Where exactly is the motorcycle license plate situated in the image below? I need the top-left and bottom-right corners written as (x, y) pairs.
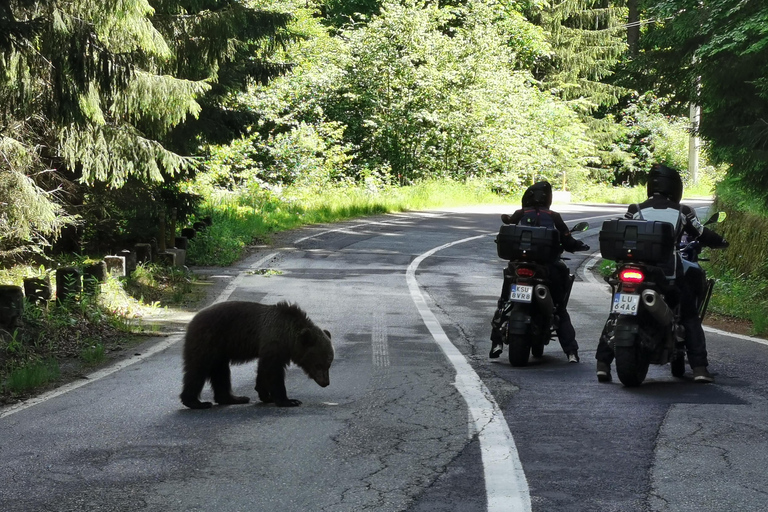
top-left (612, 293), bottom-right (640, 315)
top-left (510, 284), bottom-right (533, 303)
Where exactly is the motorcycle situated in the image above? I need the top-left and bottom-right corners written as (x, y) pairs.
top-left (598, 212), bottom-right (726, 386)
top-left (494, 221), bottom-right (589, 366)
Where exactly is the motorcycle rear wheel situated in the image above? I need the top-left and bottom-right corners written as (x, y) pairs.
top-left (671, 352), bottom-right (686, 378)
top-left (531, 343), bottom-right (544, 358)
top-left (508, 338), bottom-right (531, 367)
top-left (615, 345), bottom-right (649, 387)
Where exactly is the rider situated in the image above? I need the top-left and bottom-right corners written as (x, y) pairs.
top-left (490, 181), bottom-right (590, 362)
top-left (595, 164), bottom-right (729, 383)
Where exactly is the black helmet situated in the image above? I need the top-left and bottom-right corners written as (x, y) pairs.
top-left (647, 164), bottom-right (683, 203)
top-left (521, 181), bottom-right (553, 208)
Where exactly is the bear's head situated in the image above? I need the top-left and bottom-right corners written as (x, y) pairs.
top-left (295, 326), bottom-right (334, 387)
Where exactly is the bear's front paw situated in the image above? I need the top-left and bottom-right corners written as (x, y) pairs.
top-left (275, 398), bottom-right (302, 407)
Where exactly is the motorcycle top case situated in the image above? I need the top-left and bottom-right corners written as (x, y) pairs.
top-left (599, 219), bottom-right (675, 264)
top-left (495, 225), bottom-right (561, 262)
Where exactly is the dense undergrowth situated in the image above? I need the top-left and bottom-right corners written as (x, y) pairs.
top-left (0, 263), bottom-right (203, 404)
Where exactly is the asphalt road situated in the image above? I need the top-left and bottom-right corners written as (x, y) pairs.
top-left (2, 203), bottom-right (768, 512)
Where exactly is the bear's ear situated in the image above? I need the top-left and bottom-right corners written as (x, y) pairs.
top-left (323, 329), bottom-right (331, 339)
top-left (300, 328), bottom-right (315, 347)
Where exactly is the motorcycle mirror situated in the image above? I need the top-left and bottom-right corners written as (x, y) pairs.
top-left (704, 211), bottom-right (726, 225)
top-left (570, 222), bottom-right (589, 232)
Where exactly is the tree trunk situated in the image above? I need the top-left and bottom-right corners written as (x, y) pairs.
top-left (628, 0), bottom-right (640, 56)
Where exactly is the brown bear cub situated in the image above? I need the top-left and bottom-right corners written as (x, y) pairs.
top-left (180, 300), bottom-right (334, 410)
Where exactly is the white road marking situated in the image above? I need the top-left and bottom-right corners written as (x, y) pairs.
top-left (406, 235), bottom-right (531, 512)
top-left (293, 212), bottom-right (447, 244)
top-left (214, 253), bottom-right (278, 304)
top-left (581, 252), bottom-right (604, 285)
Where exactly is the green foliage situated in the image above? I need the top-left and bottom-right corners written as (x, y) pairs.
top-left (570, 183), bottom-right (647, 203)
top-left (225, 0), bottom-right (594, 197)
top-left (153, 1), bottom-right (298, 152)
top-left (631, 0), bottom-right (768, 205)
top-left (185, 178), bottom-right (506, 266)
top-left (80, 343), bottom-right (105, 365)
top-left (5, 358), bottom-right (60, 394)
top-left (124, 263), bottom-right (194, 305)
top-left (588, 92), bottom-right (726, 189)
top-left (700, 179), bottom-right (768, 334)
top-left (709, 183), bottom-right (768, 280)
top-left (0, 159), bottom-right (77, 260)
top-left (0, 0), bottom-right (296, 259)
top-left (707, 271), bottom-right (768, 336)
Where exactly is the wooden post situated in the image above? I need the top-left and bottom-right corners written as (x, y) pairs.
top-left (0, 285), bottom-right (24, 329)
top-left (104, 256), bottom-right (126, 277)
top-left (134, 243), bottom-right (152, 264)
top-left (83, 261), bottom-right (107, 295)
top-left (117, 249), bottom-right (136, 274)
top-left (23, 276), bottom-right (52, 306)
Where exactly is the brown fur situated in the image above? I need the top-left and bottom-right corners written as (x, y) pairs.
top-left (180, 301), bottom-right (334, 410)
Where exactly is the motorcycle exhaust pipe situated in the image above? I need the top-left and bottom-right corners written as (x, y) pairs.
top-left (641, 289), bottom-right (674, 326)
top-left (533, 285), bottom-right (554, 317)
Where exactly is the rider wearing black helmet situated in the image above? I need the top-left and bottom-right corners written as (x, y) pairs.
top-left (490, 181), bottom-right (590, 362)
top-left (595, 164), bottom-right (729, 383)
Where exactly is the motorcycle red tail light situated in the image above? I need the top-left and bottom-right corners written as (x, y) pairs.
top-left (619, 268), bottom-right (644, 283)
top-left (516, 267), bottom-right (535, 278)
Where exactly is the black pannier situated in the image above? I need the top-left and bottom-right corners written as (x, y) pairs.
top-left (599, 219), bottom-right (675, 264)
top-left (495, 225), bottom-right (561, 262)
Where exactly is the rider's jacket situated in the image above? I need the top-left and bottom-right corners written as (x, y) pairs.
top-left (507, 207), bottom-right (587, 253)
top-left (625, 193), bottom-right (703, 242)
top-left (625, 193), bottom-right (727, 248)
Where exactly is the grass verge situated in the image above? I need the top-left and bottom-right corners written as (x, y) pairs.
top-left (186, 179), bottom-right (509, 266)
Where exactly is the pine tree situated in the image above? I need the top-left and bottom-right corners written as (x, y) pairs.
top-left (150, 1), bottom-right (297, 152)
top-left (0, 0), bottom-right (295, 257)
top-left (527, 0), bottom-right (629, 111)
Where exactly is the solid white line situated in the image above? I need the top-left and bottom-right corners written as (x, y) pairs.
top-left (406, 235), bottom-right (531, 512)
top-left (581, 252), bottom-right (604, 285)
top-left (703, 326), bottom-right (768, 345)
top-left (0, 252), bottom-right (279, 419)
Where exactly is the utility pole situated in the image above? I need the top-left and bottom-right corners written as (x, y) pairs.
top-left (688, 103), bottom-right (700, 185)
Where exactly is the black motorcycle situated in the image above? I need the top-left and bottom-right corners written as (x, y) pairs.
top-left (598, 212), bottom-right (726, 386)
top-left (494, 221), bottom-right (589, 366)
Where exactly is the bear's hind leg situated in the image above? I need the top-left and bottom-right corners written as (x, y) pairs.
top-left (180, 368), bottom-right (212, 409)
top-left (255, 367), bottom-right (273, 403)
top-left (211, 361), bottom-right (250, 405)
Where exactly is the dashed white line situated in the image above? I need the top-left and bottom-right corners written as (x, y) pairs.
top-left (372, 311), bottom-right (390, 368)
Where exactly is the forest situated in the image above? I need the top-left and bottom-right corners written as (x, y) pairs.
top-left (1, 1), bottom-right (767, 308)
